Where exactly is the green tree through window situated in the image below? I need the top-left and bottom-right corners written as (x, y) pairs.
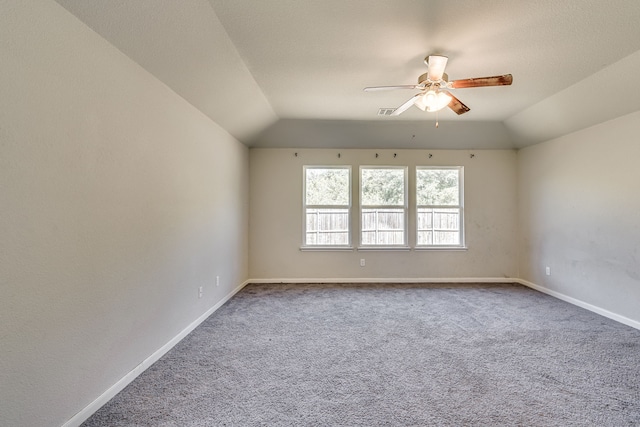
top-left (306, 168), bottom-right (349, 205)
top-left (361, 168), bottom-right (405, 205)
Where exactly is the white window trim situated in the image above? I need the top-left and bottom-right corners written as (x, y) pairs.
top-left (301, 165), bottom-right (353, 249)
top-left (358, 165), bottom-right (409, 249)
top-left (300, 246), bottom-right (355, 252)
top-left (415, 166), bottom-right (465, 249)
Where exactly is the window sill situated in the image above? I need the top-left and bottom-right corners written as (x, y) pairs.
top-left (300, 246), bottom-right (354, 252)
top-left (299, 246), bottom-right (467, 252)
top-left (414, 246), bottom-right (468, 251)
top-left (357, 246), bottom-right (411, 251)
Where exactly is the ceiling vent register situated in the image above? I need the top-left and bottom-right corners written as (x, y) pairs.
top-left (377, 108), bottom-right (396, 116)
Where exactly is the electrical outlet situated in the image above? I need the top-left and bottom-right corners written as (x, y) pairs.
top-left (545, 266), bottom-right (551, 276)
top-left (360, 259), bottom-right (365, 267)
top-left (216, 275), bottom-right (220, 287)
top-left (198, 286), bottom-right (203, 298)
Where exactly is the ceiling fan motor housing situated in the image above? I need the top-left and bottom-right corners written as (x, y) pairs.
top-left (418, 72), bottom-right (448, 85)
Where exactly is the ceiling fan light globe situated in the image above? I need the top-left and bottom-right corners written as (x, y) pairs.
top-left (414, 95), bottom-right (427, 111)
top-left (426, 91), bottom-right (453, 112)
top-left (424, 90), bottom-right (437, 107)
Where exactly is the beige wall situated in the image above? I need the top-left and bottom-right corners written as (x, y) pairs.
top-left (249, 148), bottom-right (518, 280)
top-left (0, 2), bottom-right (248, 426)
top-left (517, 110), bottom-right (640, 324)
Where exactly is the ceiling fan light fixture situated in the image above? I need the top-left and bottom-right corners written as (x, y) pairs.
top-left (429, 91), bottom-right (452, 112)
top-left (414, 91), bottom-right (430, 111)
top-left (424, 89), bottom-right (437, 106)
top-left (416, 90), bottom-right (451, 113)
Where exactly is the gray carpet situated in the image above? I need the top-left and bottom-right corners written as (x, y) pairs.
top-left (82, 283), bottom-right (640, 426)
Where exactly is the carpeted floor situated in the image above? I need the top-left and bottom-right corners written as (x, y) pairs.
top-left (82, 283), bottom-right (640, 426)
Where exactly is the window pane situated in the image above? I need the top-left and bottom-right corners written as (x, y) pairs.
top-left (417, 230), bottom-right (433, 245)
top-left (417, 208), bottom-right (460, 245)
top-left (361, 208), bottom-right (405, 245)
top-left (306, 209), bottom-right (349, 245)
top-left (306, 168), bottom-right (349, 205)
top-left (416, 169), bottom-right (459, 205)
top-left (433, 231), bottom-right (459, 245)
top-left (361, 168), bottom-right (405, 206)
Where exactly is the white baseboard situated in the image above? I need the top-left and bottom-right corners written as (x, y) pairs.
top-left (63, 280), bottom-right (251, 427)
top-left (64, 276), bottom-right (639, 426)
top-left (516, 278), bottom-right (640, 331)
top-left (247, 277), bottom-right (517, 284)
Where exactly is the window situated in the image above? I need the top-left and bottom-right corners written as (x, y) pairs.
top-left (303, 166), bottom-right (351, 247)
top-left (416, 167), bottom-right (464, 247)
top-left (360, 167), bottom-right (407, 246)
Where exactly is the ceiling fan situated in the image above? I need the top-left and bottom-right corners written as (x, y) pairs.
top-left (364, 55), bottom-right (513, 116)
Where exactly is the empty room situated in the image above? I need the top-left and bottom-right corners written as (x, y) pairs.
top-left (2, 1), bottom-right (640, 426)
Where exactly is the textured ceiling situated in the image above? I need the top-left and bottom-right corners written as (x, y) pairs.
top-left (55, 0), bottom-right (640, 149)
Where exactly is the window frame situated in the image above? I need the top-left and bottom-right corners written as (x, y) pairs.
top-left (359, 165), bottom-right (409, 249)
top-left (415, 166), bottom-right (465, 249)
top-left (301, 165), bottom-right (353, 250)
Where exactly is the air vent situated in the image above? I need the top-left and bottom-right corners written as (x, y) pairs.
top-left (377, 108), bottom-right (396, 116)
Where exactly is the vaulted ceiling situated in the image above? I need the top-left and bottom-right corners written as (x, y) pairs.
top-left (55, 0), bottom-right (640, 149)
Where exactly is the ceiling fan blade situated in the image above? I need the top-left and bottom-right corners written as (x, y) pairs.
top-left (449, 74), bottom-right (513, 89)
top-left (364, 85), bottom-right (420, 92)
top-left (427, 55), bottom-right (448, 81)
top-left (390, 94), bottom-right (421, 116)
top-left (447, 93), bottom-right (470, 115)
